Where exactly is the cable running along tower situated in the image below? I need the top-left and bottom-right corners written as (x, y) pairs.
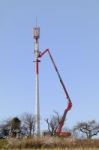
top-left (33, 25), bottom-right (72, 137)
top-left (33, 25), bottom-right (40, 136)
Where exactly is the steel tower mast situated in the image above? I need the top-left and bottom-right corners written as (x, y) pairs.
top-left (33, 25), bottom-right (40, 136)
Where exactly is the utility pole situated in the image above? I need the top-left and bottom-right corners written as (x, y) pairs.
top-left (33, 26), bottom-right (40, 136)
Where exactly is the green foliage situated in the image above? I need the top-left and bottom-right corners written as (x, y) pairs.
top-left (11, 117), bottom-right (21, 130)
top-left (10, 117), bottom-right (21, 137)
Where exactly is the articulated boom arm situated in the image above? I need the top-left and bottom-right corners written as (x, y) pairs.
top-left (38, 49), bottom-right (72, 137)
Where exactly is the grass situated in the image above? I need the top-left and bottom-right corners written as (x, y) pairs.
top-left (0, 148), bottom-right (99, 150)
top-left (0, 137), bottom-right (99, 149)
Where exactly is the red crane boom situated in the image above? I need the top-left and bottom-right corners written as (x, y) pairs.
top-left (38, 49), bottom-right (72, 137)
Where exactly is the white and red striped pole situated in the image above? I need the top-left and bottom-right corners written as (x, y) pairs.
top-left (33, 27), bottom-right (40, 136)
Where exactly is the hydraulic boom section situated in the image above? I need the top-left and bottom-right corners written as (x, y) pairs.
top-left (38, 49), bottom-right (72, 137)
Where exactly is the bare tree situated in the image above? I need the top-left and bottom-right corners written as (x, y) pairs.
top-left (21, 113), bottom-right (36, 137)
top-left (73, 120), bottom-right (99, 139)
top-left (45, 111), bottom-right (61, 136)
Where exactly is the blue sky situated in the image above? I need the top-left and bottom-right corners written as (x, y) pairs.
top-left (0, 0), bottom-right (99, 130)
